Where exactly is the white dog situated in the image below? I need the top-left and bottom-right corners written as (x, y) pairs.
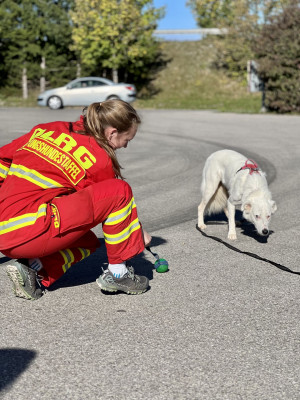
top-left (197, 149), bottom-right (277, 240)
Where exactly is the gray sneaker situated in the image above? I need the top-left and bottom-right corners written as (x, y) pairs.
top-left (96, 266), bottom-right (149, 295)
top-left (6, 260), bottom-right (43, 300)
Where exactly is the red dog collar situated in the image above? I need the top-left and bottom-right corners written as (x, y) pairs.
top-left (236, 159), bottom-right (260, 175)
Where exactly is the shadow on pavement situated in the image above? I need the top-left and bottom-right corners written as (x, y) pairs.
top-left (48, 236), bottom-right (168, 292)
top-left (0, 348), bottom-right (36, 392)
top-left (203, 210), bottom-right (272, 243)
top-left (0, 256), bottom-right (11, 264)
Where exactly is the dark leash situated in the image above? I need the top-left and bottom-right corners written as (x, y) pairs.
top-left (196, 224), bottom-right (300, 276)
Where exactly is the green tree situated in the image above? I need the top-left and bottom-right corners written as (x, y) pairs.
top-left (187, 0), bottom-right (292, 80)
top-left (187, 0), bottom-right (291, 28)
top-left (71, 0), bottom-right (164, 84)
top-left (38, 0), bottom-right (77, 88)
top-left (211, 1), bottom-right (259, 79)
top-left (186, 0), bottom-right (236, 28)
top-left (253, 1), bottom-right (300, 112)
top-left (0, 0), bottom-right (75, 90)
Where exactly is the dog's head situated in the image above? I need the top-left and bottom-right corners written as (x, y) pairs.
top-left (242, 197), bottom-right (277, 236)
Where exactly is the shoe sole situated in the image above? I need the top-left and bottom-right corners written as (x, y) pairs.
top-left (96, 278), bottom-right (147, 295)
top-left (6, 265), bottom-right (36, 300)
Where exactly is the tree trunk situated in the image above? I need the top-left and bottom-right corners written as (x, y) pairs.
top-left (76, 62), bottom-right (81, 78)
top-left (40, 56), bottom-right (46, 93)
top-left (112, 68), bottom-right (118, 83)
top-left (22, 67), bottom-right (28, 99)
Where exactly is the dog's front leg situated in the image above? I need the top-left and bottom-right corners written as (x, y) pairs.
top-left (227, 201), bottom-right (237, 240)
top-left (197, 200), bottom-right (207, 230)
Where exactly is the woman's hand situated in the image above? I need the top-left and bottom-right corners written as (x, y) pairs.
top-left (143, 229), bottom-right (152, 247)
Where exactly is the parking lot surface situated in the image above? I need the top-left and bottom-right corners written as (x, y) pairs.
top-left (1, 107), bottom-right (300, 399)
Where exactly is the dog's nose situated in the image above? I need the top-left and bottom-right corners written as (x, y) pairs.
top-left (262, 229), bottom-right (269, 235)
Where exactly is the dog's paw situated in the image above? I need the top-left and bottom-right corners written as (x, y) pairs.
top-left (227, 233), bottom-right (237, 240)
top-left (198, 223), bottom-right (207, 230)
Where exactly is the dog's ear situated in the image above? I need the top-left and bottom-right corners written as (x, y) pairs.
top-left (242, 202), bottom-right (251, 214)
top-left (269, 200), bottom-right (277, 214)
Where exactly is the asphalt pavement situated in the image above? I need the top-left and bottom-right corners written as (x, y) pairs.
top-left (0, 107), bottom-right (300, 400)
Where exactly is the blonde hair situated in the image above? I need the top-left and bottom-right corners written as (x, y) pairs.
top-left (76, 99), bottom-right (141, 179)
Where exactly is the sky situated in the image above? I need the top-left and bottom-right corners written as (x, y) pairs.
top-left (152, 0), bottom-right (201, 41)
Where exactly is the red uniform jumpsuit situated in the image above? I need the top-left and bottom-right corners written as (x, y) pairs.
top-left (0, 117), bottom-right (145, 287)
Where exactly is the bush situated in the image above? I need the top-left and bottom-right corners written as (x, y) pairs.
top-left (253, 2), bottom-right (300, 113)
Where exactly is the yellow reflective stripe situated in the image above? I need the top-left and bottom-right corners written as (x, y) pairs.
top-left (78, 247), bottom-right (90, 260)
top-left (8, 163), bottom-right (63, 189)
top-left (0, 204), bottom-right (47, 235)
top-left (0, 162), bottom-right (9, 179)
top-left (104, 218), bottom-right (141, 245)
top-left (60, 249), bottom-right (75, 273)
top-left (104, 197), bottom-right (136, 226)
top-left (60, 250), bottom-right (68, 273)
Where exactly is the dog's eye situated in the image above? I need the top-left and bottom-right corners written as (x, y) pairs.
top-left (267, 215), bottom-right (270, 219)
top-left (255, 215), bottom-right (261, 219)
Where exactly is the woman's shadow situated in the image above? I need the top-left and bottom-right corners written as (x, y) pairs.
top-left (48, 235), bottom-right (167, 291)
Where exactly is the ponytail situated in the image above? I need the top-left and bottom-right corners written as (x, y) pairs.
top-left (73, 99), bottom-right (141, 179)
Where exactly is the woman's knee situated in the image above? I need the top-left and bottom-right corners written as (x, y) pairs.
top-left (92, 179), bottom-right (133, 202)
top-left (115, 179), bottom-right (132, 199)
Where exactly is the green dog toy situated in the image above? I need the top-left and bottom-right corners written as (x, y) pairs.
top-left (146, 247), bottom-right (169, 273)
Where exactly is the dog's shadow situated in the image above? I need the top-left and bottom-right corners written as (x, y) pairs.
top-left (239, 223), bottom-right (274, 243)
top-left (204, 210), bottom-right (273, 243)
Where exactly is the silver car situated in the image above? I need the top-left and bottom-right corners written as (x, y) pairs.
top-left (37, 76), bottom-right (137, 110)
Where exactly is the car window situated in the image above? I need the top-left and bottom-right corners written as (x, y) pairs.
top-left (69, 81), bottom-right (90, 89)
top-left (90, 80), bottom-right (106, 87)
top-left (69, 80), bottom-right (107, 89)
top-left (69, 81), bottom-right (82, 89)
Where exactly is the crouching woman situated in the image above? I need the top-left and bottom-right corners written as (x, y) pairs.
top-left (0, 100), bottom-right (151, 300)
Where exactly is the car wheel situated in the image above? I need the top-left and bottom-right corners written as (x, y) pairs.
top-left (48, 96), bottom-right (63, 110)
top-left (107, 95), bottom-right (120, 100)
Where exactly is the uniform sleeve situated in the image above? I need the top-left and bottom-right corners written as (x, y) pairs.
top-left (0, 131), bottom-right (33, 188)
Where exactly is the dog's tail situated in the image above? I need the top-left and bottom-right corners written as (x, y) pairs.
top-left (205, 183), bottom-right (229, 215)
